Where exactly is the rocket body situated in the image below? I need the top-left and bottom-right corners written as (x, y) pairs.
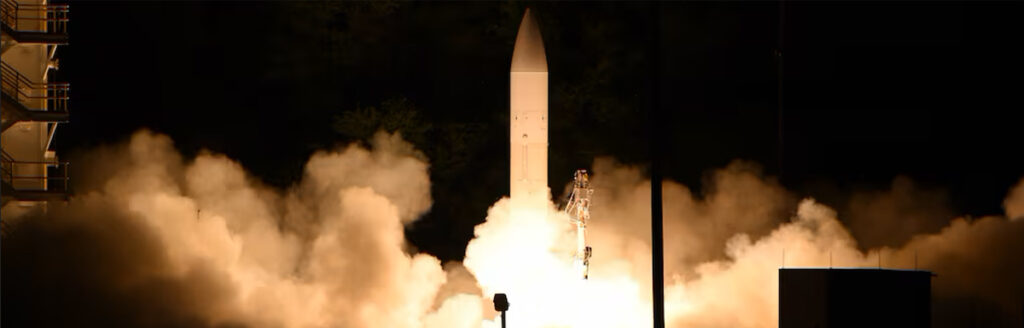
top-left (510, 9), bottom-right (548, 200)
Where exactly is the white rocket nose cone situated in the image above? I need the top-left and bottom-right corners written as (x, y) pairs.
top-left (511, 8), bottom-right (547, 73)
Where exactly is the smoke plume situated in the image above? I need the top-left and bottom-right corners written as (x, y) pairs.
top-left (3, 131), bottom-right (1023, 327)
top-left (1006, 178), bottom-right (1024, 221)
top-left (844, 176), bottom-right (955, 249)
top-left (3, 130), bottom-right (469, 327)
top-left (586, 159), bottom-right (1024, 328)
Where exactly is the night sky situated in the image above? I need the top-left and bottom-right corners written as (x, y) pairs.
top-left (54, 1), bottom-right (1024, 262)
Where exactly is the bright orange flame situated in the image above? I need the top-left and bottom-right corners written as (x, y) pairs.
top-left (464, 193), bottom-right (656, 328)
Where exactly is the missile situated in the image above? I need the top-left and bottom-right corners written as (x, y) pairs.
top-left (510, 8), bottom-right (548, 201)
top-left (511, 9), bottom-right (593, 280)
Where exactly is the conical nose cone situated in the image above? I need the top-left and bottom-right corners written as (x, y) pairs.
top-left (511, 8), bottom-right (547, 72)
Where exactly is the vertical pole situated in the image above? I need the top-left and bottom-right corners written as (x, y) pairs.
top-left (648, 2), bottom-right (665, 328)
top-left (493, 293), bottom-right (509, 328)
top-left (776, 0), bottom-right (786, 180)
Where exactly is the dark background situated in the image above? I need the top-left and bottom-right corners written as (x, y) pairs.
top-left (54, 1), bottom-right (1024, 262)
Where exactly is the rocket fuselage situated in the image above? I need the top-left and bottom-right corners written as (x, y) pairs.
top-left (510, 9), bottom-right (548, 200)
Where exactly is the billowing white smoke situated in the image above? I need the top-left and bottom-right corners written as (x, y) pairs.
top-left (464, 192), bottom-right (652, 328)
top-left (4, 131), bottom-right (1023, 328)
top-left (3, 130), bottom-right (475, 327)
top-left (464, 158), bottom-right (1024, 328)
top-left (1005, 178), bottom-right (1024, 221)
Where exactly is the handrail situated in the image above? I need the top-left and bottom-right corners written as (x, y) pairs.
top-left (0, 61), bottom-right (70, 114)
top-left (0, 61), bottom-right (67, 88)
top-left (0, 0), bottom-right (15, 28)
top-left (0, 150), bottom-right (14, 184)
top-left (0, 149), bottom-right (70, 193)
top-left (0, 0), bottom-right (69, 35)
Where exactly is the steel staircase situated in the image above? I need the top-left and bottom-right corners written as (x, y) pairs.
top-left (0, 0), bottom-right (69, 45)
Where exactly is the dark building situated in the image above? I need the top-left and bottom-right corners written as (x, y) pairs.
top-left (779, 268), bottom-right (932, 328)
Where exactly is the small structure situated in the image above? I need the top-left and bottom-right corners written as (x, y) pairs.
top-left (779, 268), bottom-right (932, 328)
top-left (564, 169), bottom-right (593, 280)
top-left (493, 293), bottom-right (509, 328)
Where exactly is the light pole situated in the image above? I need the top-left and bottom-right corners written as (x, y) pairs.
top-left (493, 293), bottom-right (509, 328)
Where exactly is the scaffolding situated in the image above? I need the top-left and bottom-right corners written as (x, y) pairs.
top-left (1, 61), bottom-right (69, 131)
top-left (565, 169), bottom-right (594, 280)
top-left (1, 0), bottom-right (71, 207)
top-left (0, 0), bottom-right (69, 44)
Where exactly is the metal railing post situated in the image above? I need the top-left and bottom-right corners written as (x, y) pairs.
top-left (2, 61), bottom-right (70, 114)
top-left (0, 0), bottom-right (69, 35)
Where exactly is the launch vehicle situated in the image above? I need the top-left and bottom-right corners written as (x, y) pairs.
top-left (510, 9), bottom-right (593, 280)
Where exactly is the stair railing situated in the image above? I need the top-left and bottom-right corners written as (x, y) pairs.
top-left (1, 61), bottom-right (69, 114)
top-left (0, 149), bottom-right (70, 193)
top-left (0, 0), bottom-right (69, 34)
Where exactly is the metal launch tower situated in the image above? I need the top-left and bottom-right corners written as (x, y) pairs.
top-left (565, 169), bottom-right (594, 280)
top-left (1, 0), bottom-right (71, 210)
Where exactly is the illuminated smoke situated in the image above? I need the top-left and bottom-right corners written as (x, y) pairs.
top-left (3, 130), bottom-right (458, 327)
top-left (844, 176), bottom-right (954, 249)
top-left (464, 158), bottom-right (1024, 327)
top-left (4, 130), bottom-right (1023, 327)
top-left (464, 192), bottom-right (652, 328)
top-left (1005, 178), bottom-right (1024, 221)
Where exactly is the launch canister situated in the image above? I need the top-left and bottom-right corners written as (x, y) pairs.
top-left (510, 8), bottom-right (548, 200)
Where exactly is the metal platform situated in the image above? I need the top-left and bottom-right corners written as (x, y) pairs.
top-left (0, 61), bottom-right (69, 131)
top-left (0, 0), bottom-right (69, 45)
top-left (1, 149), bottom-right (70, 204)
